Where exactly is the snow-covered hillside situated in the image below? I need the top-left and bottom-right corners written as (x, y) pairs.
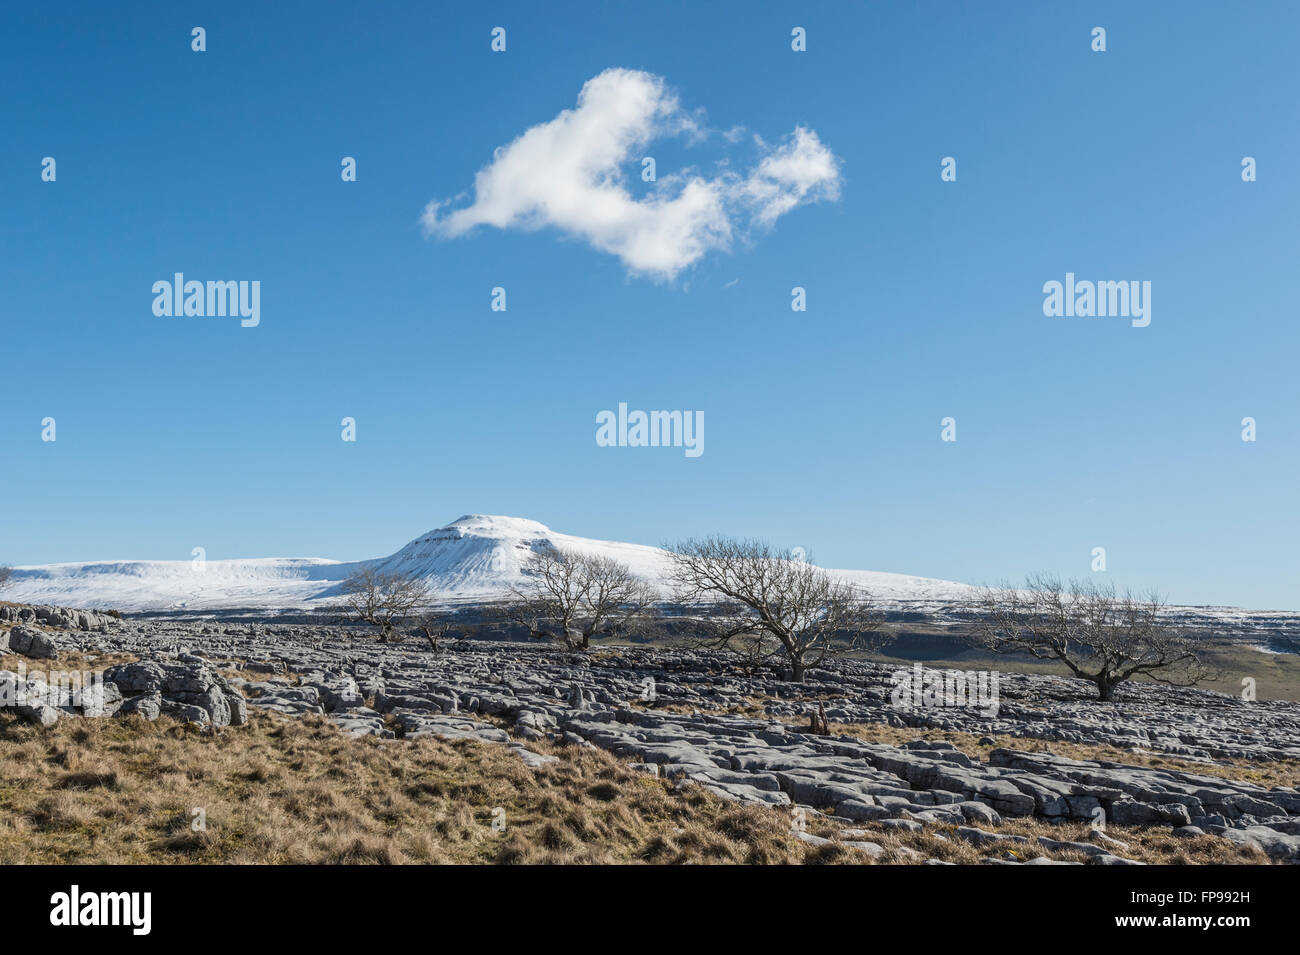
top-left (4, 514), bottom-right (976, 612)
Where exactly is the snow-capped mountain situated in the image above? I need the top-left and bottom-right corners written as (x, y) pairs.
top-left (4, 514), bottom-right (976, 613)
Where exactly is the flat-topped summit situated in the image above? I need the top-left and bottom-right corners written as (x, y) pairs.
top-left (439, 515), bottom-right (554, 538)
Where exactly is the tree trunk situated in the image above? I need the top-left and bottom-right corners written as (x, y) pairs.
top-left (1096, 675), bottom-right (1118, 701)
top-left (791, 657), bottom-right (806, 683)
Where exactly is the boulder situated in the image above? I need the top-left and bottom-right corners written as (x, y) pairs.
top-left (1220, 826), bottom-right (1300, 863)
top-left (7, 626), bottom-right (58, 659)
top-left (116, 691), bottom-right (162, 721)
top-left (0, 670), bottom-right (62, 726)
top-left (1109, 798), bottom-right (1192, 828)
top-left (104, 660), bottom-right (246, 727)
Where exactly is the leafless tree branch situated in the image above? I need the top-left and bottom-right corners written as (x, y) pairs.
top-left (973, 574), bottom-right (1209, 701)
top-left (338, 565), bottom-right (432, 642)
top-left (666, 537), bottom-right (889, 682)
top-left (506, 548), bottom-right (658, 650)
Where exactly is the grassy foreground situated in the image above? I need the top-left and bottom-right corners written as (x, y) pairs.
top-left (0, 706), bottom-right (1274, 865)
top-left (0, 709), bottom-right (861, 864)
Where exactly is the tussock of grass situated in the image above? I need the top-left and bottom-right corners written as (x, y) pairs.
top-left (1, 650), bottom-right (139, 673)
top-left (0, 710), bottom-right (866, 865)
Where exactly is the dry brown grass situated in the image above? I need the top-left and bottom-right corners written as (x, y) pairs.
top-left (0, 709), bottom-right (873, 865)
top-left (1, 650), bottom-right (139, 674)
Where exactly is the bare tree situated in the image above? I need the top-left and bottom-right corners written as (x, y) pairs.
top-left (666, 537), bottom-right (887, 682)
top-left (508, 548), bottom-right (656, 650)
top-left (974, 575), bottom-right (1208, 701)
top-left (411, 610), bottom-right (456, 654)
top-left (0, 565), bottom-right (11, 591)
top-left (338, 565), bottom-right (432, 642)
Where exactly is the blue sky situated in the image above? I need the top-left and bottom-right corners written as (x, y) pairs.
top-left (2, 1), bottom-right (1297, 610)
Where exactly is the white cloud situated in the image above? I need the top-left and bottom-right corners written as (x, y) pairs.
top-left (740, 127), bottom-right (843, 226)
top-left (422, 68), bottom-right (842, 280)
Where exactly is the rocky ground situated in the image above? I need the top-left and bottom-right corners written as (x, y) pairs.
top-left (5, 603), bottom-right (1300, 864)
